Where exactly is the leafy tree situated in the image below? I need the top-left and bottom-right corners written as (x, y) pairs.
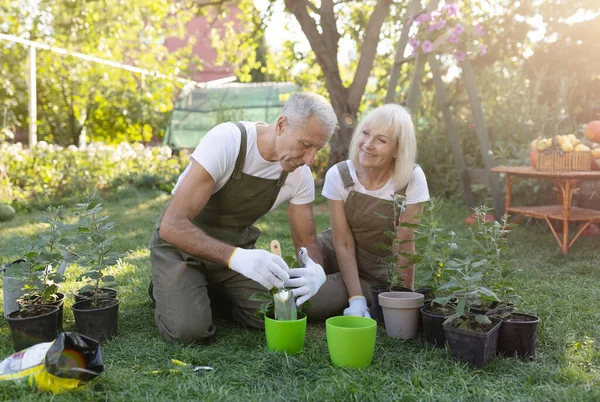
top-left (209, 0), bottom-right (402, 164)
top-left (0, 0), bottom-right (200, 145)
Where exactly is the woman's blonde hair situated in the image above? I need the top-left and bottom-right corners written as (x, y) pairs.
top-left (348, 104), bottom-right (417, 191)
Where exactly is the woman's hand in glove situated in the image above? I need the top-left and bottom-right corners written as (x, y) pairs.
top-left (343, 295), bottom-right (371, 318)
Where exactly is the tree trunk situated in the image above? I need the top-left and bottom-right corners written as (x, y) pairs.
top-left (328, 102), bottom-right (358, 166)
top-left (69, 112), bottom-right (78, 146)
top-left (284, 0), bottom-right (392, 168)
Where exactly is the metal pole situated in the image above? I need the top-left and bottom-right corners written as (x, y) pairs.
top-left (27, 45), bottom-right (37, 146)
top-left (0, 33), bottom-right (234, 88)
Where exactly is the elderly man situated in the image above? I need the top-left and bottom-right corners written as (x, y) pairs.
top-left (149, 92), bottom-right (338, 344)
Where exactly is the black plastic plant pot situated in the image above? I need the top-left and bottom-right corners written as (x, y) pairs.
top-left (470, 302), bottom-right (514, 316)
top-left (370, 285), bottom-right (412, 325)
top-left (413, 288), bottom-right (434, 332)
top-left (370, 285), bottom-right (387, 325)
top-left (7, 305), bottom-right (59, 351)
top-left (420, 305), bottom-right (447, 347)
top-left (41, 292), bottom-right (65, 332)
top-left (71, 298), bottom-right (120, 342)
top-left (414, 288), bottom-right (434, 302)
top-left (73, 287), bottom-right (118, 303)
top-left (443, 317), bottom-right (502, 368)
top-left (497, 313), bottom-right (540, 360)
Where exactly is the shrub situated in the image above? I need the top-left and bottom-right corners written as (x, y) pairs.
top-left (1, 141), bottom-right (187, 210)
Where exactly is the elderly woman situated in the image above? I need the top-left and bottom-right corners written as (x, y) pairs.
top-left (307, 104), bottom-right (430, 319)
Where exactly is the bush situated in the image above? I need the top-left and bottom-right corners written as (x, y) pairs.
top-left (1, 141), bottom-right (187, 210)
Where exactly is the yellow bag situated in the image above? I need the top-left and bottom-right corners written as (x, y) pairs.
top-left (0, 332), bottom-right (104, 394)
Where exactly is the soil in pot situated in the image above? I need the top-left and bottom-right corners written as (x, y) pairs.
top-left (71, 298), bottom-right (120, 342)
top-left (497, 313), bottom-right (540, 360)
top-left (264, 312), bottom-right (307, 355)
top-left (7, 305), bottom-right (59, 351)
top-left (18, 292), bottom-right (66, 332)
top-left (421, 303), bottom-right (455, 347)
top-left (443, 317), bottom-right (502, 368)
top-left (370, 285), bottom-right (412, 325)
top-left (73, 287), bottom-right (118, 303)
top-left (470, 301), bottom-right (514, 316)
top-left (414, 288), bottom-right (434, 303)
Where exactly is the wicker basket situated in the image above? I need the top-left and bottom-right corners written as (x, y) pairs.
top-left (537, 151), bottom-right (592, 171)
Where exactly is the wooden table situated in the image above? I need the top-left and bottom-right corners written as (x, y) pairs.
top-left (492, 166), bottom-right (600, 254)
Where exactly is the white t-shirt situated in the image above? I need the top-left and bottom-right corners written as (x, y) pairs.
top-left (322, 160), bottom-right (430, 204)
top-left (172, 122), bottom-right (314, 211)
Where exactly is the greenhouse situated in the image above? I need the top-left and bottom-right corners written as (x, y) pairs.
top-left (163, 82), bottom-right (298, 150)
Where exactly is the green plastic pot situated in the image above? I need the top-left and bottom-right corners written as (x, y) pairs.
top-left (326, 316), bottom-right (377, 368)
top-left (264, 312), bottom-right (307, 355)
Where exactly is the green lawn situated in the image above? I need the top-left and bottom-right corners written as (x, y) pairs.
top-left (1, 188), bottom-right (599, 401)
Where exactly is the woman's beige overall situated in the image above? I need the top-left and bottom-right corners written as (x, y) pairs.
top-left (307, 161), bottom-right (405, 319)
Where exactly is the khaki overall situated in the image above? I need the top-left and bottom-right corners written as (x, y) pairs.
top-left (307, 161), bottom-right (406, 319)
top-left (149, 122), bottom-right (288, 344)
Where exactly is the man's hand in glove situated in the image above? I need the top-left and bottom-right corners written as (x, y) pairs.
top-left (343, 295), bottom-right (371, 318)
top-left (228, 248), bottom-right (289, 290)
top-left (284, 247), bottom-right (326, 306)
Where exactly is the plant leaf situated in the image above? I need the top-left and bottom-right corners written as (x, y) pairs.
top-left (477, 286), bottom-right (499, 300)
top-left (384, 230), bottom-right (396, 240)
top-left (475, 314), bottom-right (491, 325)
top-left (455, 297), bottom-right (466, 317)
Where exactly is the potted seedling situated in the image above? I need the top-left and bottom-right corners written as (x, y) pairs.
top-left (373, 195), bottom-right (425, 338)
top-left (70, 199), bottom-right (124, 342)
top-left (5, 207), bottom-right (76, 350)
top-left (414, 198), bottom-right (459, 347)
top-left (370, 195), bottom-right (410, 324)
top-left (470, 206), bottom-right (540, 360)
top-left (251, 287), bottom-right (307, 355)
top-left (250, 241), bottom-right (307, 355)
top-left (439, 257), bottom-right (502, 368)
top-left (6, 255), bottom-right (60, 351)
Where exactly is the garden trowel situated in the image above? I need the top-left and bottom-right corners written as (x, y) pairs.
top-left (270, 240), bottom-right (297, 320)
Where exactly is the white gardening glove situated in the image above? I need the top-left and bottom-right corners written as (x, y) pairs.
top-left (343, 296), bottom-right (371, 318)
top-left (284, 247), bottom-right (326, 306)
top-left (228, 248), bottom-right (290, 290)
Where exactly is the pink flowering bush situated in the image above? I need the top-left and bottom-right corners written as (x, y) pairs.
top-left (408, 3), bottom-right (486, 62)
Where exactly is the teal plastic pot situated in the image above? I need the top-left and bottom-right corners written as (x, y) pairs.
top-left (264, 312), bottom-right (307, 355)
top-left (326, 316), bottom-right (377, 368)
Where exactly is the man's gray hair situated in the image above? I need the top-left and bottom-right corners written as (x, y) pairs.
top-left (280, 92), bottom-right (338, 135)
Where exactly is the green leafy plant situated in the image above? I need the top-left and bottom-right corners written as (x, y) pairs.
top-left (414, 197), bottom-right (458, 298)
top-left (375, 194), bottom-right (422, 291)
top-left (250, 287), bottom-right (295, 321)
top-left (13, 206), bottom-right (76, 307)
top-left (73, 198), bottom-right (125, 307)
top-left (436, 257), bottom-right (498, 330)
top-left (470, 205), bottom-right (519, 318)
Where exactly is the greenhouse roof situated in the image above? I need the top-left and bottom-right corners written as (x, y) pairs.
top-left (164, 82), bottom-right (298, 150)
